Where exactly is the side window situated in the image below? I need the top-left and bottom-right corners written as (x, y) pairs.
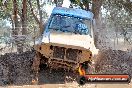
top-left (49, 15), bottom-right (61, 29)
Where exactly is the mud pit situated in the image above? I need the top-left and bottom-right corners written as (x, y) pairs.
top-left (0, 49), bottom-right (132, 86)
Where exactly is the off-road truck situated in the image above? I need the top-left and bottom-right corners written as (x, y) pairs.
top-left (32, 7), bottom-right (98, 74)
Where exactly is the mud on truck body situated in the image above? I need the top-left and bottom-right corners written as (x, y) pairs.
top-left (33, 7), bottom-right (98, 75)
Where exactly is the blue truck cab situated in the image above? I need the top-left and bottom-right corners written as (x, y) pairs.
top-left (34, 7), bottom-right (98, 70)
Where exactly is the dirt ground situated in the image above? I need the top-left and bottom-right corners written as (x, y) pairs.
top-left (0, 68), bottom-right (131, 88)
top-left (0, 49), bottom-right (132, 88)
top-left (0, 83), bottom-right (132, 88)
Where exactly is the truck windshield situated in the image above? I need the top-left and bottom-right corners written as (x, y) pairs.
top-left (48, 14), bottom-right (91, 35)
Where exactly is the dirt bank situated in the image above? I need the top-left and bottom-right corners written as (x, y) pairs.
top-left (0, 50), bottom-right (35, 86)
top-left (0, 49), bottom-right (132, 86)
top-left (95, 49), bottom-right (132, 76)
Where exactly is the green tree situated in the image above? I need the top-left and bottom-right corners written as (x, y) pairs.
top-left (0, 0), bottom-right (49, 53)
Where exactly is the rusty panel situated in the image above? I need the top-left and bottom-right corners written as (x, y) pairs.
top-left (79, 50), bottom-right (92, 63)
top-left (34, 44), bottom-right (52, 58)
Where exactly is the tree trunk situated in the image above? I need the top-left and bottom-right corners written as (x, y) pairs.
top-left (92, 0), bottom-right (102, 19)
top-left (22, 0), bottom-right (27, 35)
top-left (28, 0), bottom-right (44, 36)
top-left (54, 0), bottom-right (58, 6)
top-left (10, 15), bottom-right (15, 52)
top-left (12, 0), bottom-right (19, 36)
top-left (92, 0), bottom-right (102, 48)
top-left (82, 0), bottom-right (90, 11)
top-left (20, 0), bottom-right (27, 52)
top-left (37, 0), bottom-right (43, 34)
top-left (12, 0), bottom-right (23, 53)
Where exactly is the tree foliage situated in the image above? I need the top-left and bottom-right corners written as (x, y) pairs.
top-left (102, 0), bottom-right (132, 44)
top-left (0, 0), bottom-right (132, 53)
top-left (0, 0), bottom-right (49, 52)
